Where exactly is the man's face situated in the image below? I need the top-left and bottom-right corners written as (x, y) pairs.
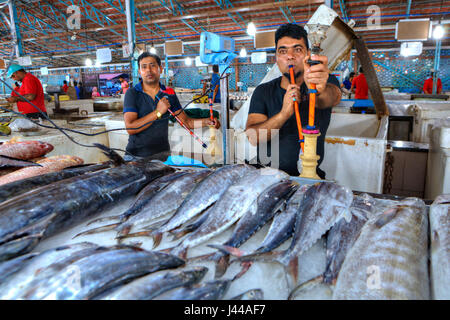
top-left (139, 56), bottom-right (162, 85)
top-left (11, 70), bottom-right (25, 82)
top-left (275, 36), bottom-right (309, 80)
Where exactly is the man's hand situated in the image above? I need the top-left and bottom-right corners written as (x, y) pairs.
top-left (6, 97), bottom-right (17, 103)
top-left (281, 84), bottom-right (300, 118)
top-left (303, 54), bottom-right (330, 94)
top-left (209, 117), bottom-right (220, 129)
top-left (156, 96), bottom-right (171, 115)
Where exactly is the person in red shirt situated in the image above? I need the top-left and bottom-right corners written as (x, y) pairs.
top-left (351, 67), bottom-right (369, 100)
top-left (423, 71), bottom-right (442, 94)
top-left (62, 80), bottom-right (68, 93)
top-left (6, 64), bottom-right (48, 119)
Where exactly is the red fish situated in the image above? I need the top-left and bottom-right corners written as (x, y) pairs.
top-left (0, 155), bottom-right (84, 186)
top-left (0, 140), bottom-right (54, 160)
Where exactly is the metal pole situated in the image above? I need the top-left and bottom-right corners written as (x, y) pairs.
top-left (325, 0), bottom-right (333, 9)
top-left (8, 0), bottom-right (23, 57)
top-left (406, 0), bottom-right (412, 18)
top-left (125, 0), bottom-right (138, 86)
top-left (432, 39), bottom-right (441, 95)
top-left (165, 56), bottom-right (169, 87)
top-left (220, 74), bottom-right (229, 165)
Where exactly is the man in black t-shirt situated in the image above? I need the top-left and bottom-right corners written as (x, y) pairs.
top-left (123, 52), bottom-right (220, 160)
top-left (246, 23), bottom-right (341, 178)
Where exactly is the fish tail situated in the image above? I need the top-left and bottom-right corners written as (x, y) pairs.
top-left (288, 274), bottom-right (324, 300)
top-left (169, 228), bottom-right (191, 241)
top-left (214, 255), bottom-right (230, 279)
top-left (72, 223), bottom-right (120, 239)
top-left (86, 215), bottom-right (123, 226)
top-left (115, 230), bottom-right (153, 242)
top-left (152, 232), bottom-right (163, 249)
top-left (232, 261), bottom-right (253, 281)
top-left (287, 257), bottom-right (299, 285)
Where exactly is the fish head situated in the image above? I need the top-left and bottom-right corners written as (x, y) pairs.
top-left (37, 141), bottom-right (54, 155)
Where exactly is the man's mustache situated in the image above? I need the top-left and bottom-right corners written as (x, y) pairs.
top-left (283, 70), bottom-right (303, 80)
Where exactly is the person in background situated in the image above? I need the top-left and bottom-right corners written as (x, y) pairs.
top-left (5, 64), bottom-right (48, 119)
top-left (423, 70), bottom-right (442, 94)
top-left (123, 52), bottom-right (220, 161)
top-left (341, 72), bottom-right (355, 98)
top-left (62, 80), bottom-right (68, 93)
top-left (66, 81), bottom-right (77, 100)
top-left (91, 87), bottom-right (101, 99)
top-left (119, 77), bottom-right (129, 95)
top-left (209, 64), bottom-right (221, 103)
top-left (73, 80), bottom-right (80, 99)
top-left (351, 67), bottom-right (369, 99)
top-left (77, 82), bottom-right (85, 99)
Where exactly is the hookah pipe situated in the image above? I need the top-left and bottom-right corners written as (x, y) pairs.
top-left (288, 65), bottom-right (304, 153)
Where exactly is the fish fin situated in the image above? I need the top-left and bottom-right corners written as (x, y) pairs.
top-left (214, 255), bottom-right (230, 279)
top-left (161, 245), bottom-right (188, 260)
top-left (187, 252), bottom-right (216, 262)
top-left (207, 244), bottom-right (247, 257)
top-left (288, 275), bottom-right (324, 300)
top-left (86, 214), bottom-right (123, 226)
top-left (92, 143), bottom-right (125, 166)
top-left (232, 261), bottom-right (253, 281)
top-left (115, 230), bottom-right (153, 242)
top-left (169, 228), bottom-right (191, 241)
top-left (375, 207), bottom-right (401, 228)
top-left (152, 232), bottom-right (163, 249)
top-left (287, 257), bottom-right (299, 285)
top-left (72, 223), bottom-right (120, 239)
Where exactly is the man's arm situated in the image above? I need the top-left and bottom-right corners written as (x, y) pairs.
top-left (176, 110), bottom-right (220, 129)
top-left (6, 94), bottom-right (36, 103)
top-left (316, 83), bottom-right (341, 109)
top-left (245, 83), bottom-right (300, 146)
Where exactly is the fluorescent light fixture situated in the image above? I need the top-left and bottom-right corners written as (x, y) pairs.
top-left (239, 47), bottom-right (247, 58)
top-left (85, 58), bottom-right (92, 67)
top-left (185, 57), bottom-right (192, 66)
top-left (150, 47), bottom-right (157, 54)
top-left (247, 22), bottom-right (256, 37)
top-left (433, 24), bottom-right (445, 39)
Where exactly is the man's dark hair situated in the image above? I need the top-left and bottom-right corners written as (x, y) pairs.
top-left (137, 52), bottom-right (161, 68)
top-left (349, 72), bottom-right (355, 78)
top-left (359, 66), bottom-right (363, 73)
top-left (63, 80), bottom-right (67, 84)
top-left (73, 80), bottom-right (78, 86)
top-left (212, 65), bottom-right (219, 73)
top-left (275, 23), bottom-right (309, 50)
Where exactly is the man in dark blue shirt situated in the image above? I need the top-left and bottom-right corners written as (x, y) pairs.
top-left (246, 23), bottom-right (341, 178)
top-left (123, 52), bottom-right (220, 160)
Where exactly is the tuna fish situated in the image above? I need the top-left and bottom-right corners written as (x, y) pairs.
top-left (0, 242), bottom-right (102, 299)
top-left (99, 266), bottom-right (208, 300)
top-left (170, 167), bottom-right (289, 259)
top-left (0, 150), bottom-right (175, 261)
top-left (0, 140), bottom-right (53, 160)
top-left (0, 162), bottom-right (111, 203)
top-left (21, 247), bottom-right (185, 300)
top-left (429, 194), bottom-right (450, 300)
top-left (0, 155), bottom-right (84, 186)
top-left (0, 252), bottom-right (38, 285)
top-left (152, 164), bottom-right (256, 238)
top-left (288, 194), bottom-right (374, 299)
top-left (208, 180), bottom-right (298, 278)
top-left (333, 198), bottom-right (429, 300)
top-left (154, 279), bottom-right (231, 300)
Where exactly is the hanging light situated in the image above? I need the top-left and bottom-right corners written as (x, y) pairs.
top-left (185, 57), bottom-right (192, 66)
top-left (239, 47), bottom-right (247, 58)
top-left (150, 46), bottom-right (157, 54)
top-left (432, 24), bottom-right (445, 39)
top-left (85, 58), bottom-right (92, 67)
top-left (247, 22), bottom-right (256, 37)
